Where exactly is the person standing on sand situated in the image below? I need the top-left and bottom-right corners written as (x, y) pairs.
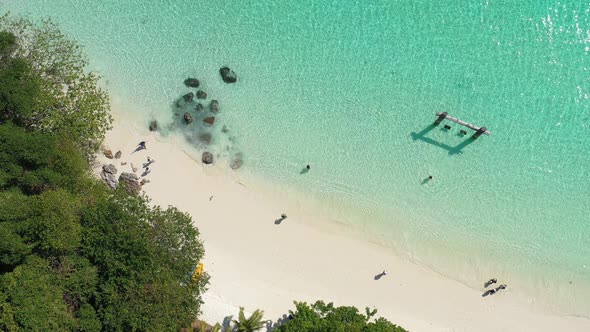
top-left (138, 141), bottom-right (146, 150)
top-left (280, 213), bottom-right (287, 220)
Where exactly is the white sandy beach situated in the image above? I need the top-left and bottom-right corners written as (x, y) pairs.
top-left (94, 109), bottom-right (590, 332)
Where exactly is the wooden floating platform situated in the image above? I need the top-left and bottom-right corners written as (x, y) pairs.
top-left (434, 112), bottom-right (490, 138)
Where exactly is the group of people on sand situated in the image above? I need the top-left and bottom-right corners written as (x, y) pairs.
top-left (483, 278), bottom-right (508, 296)
top-left (137, 141), bottom-right (155, 177)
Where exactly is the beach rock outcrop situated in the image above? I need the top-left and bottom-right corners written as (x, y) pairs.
top-left (104, 149), bottom-right (113, 159)
top-left (230, 153), bottom-right (243, 170)
top-left (183, 92), bottom-right (194, 102)
top-left (203, 116), bottom-right (215, 126)
top-left (100, 164), bottom-right (118, 189)
top-left (210, 100), bottom-right (219, 113)
top-left (219, 66), bottom-right (237, 83)
top-left (184, 112), bottom-right (193, 124)
top-left (118, 172), bottom-right (141, 195)
top-left (202, 151), bottom-right (214, 164)
top-left (195, 103), bottom-right (204, 112)
top-left (114, 150), bottom-right (122, 159)
top-left (149, 120), bottom-right (158, 131)
top-left (184, 78), bottom-right (200, 88)
top-left (196, 90), bottom-right (207, 99)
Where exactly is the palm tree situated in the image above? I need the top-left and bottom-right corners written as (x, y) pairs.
top-left (232, 307), bottom-right (265, 332)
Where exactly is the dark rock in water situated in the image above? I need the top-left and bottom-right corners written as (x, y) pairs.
top-left (210, 100), bottom-right (219, 113)
top-left (149, 120), bottom-right (158, 131)
top-left (104, 149), bottom-right (114, 159)
top-left (199, 133), bottom-right (212, 144)
top-left (202, 151), bottom-right (214, 164)
top-left (195, 103), bottom-right (204, 112)
top-left (100, 164), bottom-right (118, 189)
top-left (118, 172), bottom-right (141, 195)
top-left (203, 116), bottom-right (215, 126)
top-left (219, 66), bottom-right (237, 83)
top-left (184, 78), bottom-right (200, 88)
top-left (196, 90), bottom-right (207, 99)
top-left (184, 112), bottom-right (193, 124)
top-left (114, 150), bottom-right (122, 159)
top-left (183, 92), bottom-right (194, 102)
top-left (230, 153), bottom-right (243, 170)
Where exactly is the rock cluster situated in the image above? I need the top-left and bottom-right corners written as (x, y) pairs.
top-left (169, 70), bottom-right (243, 168)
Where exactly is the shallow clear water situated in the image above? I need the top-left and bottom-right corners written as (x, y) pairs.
top-left (3, 0), bottom-right (589, 314)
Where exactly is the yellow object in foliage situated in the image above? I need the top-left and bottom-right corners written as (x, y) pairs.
top-left (192, 263), bottom-right (204, 281)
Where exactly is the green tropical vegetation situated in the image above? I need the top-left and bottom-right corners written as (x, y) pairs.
top-left (232, 307), bottom-right (266, 332)
top-left (0, 15), bottom-right (207, 331)
top-left (275, 301), bottom-right (408, 332)
top-left (0, 14), bottom-right (112, 158)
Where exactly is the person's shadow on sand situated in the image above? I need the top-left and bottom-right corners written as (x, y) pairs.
top-left (374, 272), bottom-right (386, 280)
top-left (481, 289), bottom-right (496, 297)
top-left (274, 218), bottom-right (285, 225)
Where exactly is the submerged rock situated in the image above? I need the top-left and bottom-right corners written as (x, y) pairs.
top-left (149, 120), bottom-right (158, 132)
top-left (183, 92), bottom-right (194, 102)
top-left (118, 172), bottom-right (141, 195)
top-left (114, 150), bottom-right (122, 159)
top-left (203, 116), bottom-right (215, 126)
top-left (210, 99), bottom-right (219, 113)
top-left (230, 153), bottom-right (244, 170)
top-left (100, 164), bottom-right (118, 189)
top-left (202, 151), bottom-right (214, 164)
top-left (219, 66), bottom-right (237, 83)
top-left (196, 90), bottom-right (207, 99)
top-left (195, 103), bottom-right (204, 112)
top-left (184, 112), bottom-right (193, 124)
top-left (104, 149), bottom-right (113, 159)
top-left (199, 133), bottom-right (212, 144)
top-left (184, 78), bottom-right (200, 88)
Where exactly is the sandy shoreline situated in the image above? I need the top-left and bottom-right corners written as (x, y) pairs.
top-left (94, 109), bottom-right (590, 332)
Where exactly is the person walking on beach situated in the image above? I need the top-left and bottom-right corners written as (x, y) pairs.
top-left (138, 141), bottom-right (147, 150)
top-left (142, 166), bottom-right (151, 177)
top-left (280, 213), bottom-right (287, 220)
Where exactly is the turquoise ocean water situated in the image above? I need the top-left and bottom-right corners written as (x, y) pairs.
top-left (2, 0), bottom-right (589, 315)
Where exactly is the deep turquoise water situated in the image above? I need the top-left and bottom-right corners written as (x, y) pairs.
top-left (2, 0), bottom-right (589, 315)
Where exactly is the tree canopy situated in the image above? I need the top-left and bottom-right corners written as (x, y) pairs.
top-left (275, 301), bottom-right (408, 332)
top-left (0, 17), bottom-right (207, 331)
top-left (0, 14), bottom-right (112, 157)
